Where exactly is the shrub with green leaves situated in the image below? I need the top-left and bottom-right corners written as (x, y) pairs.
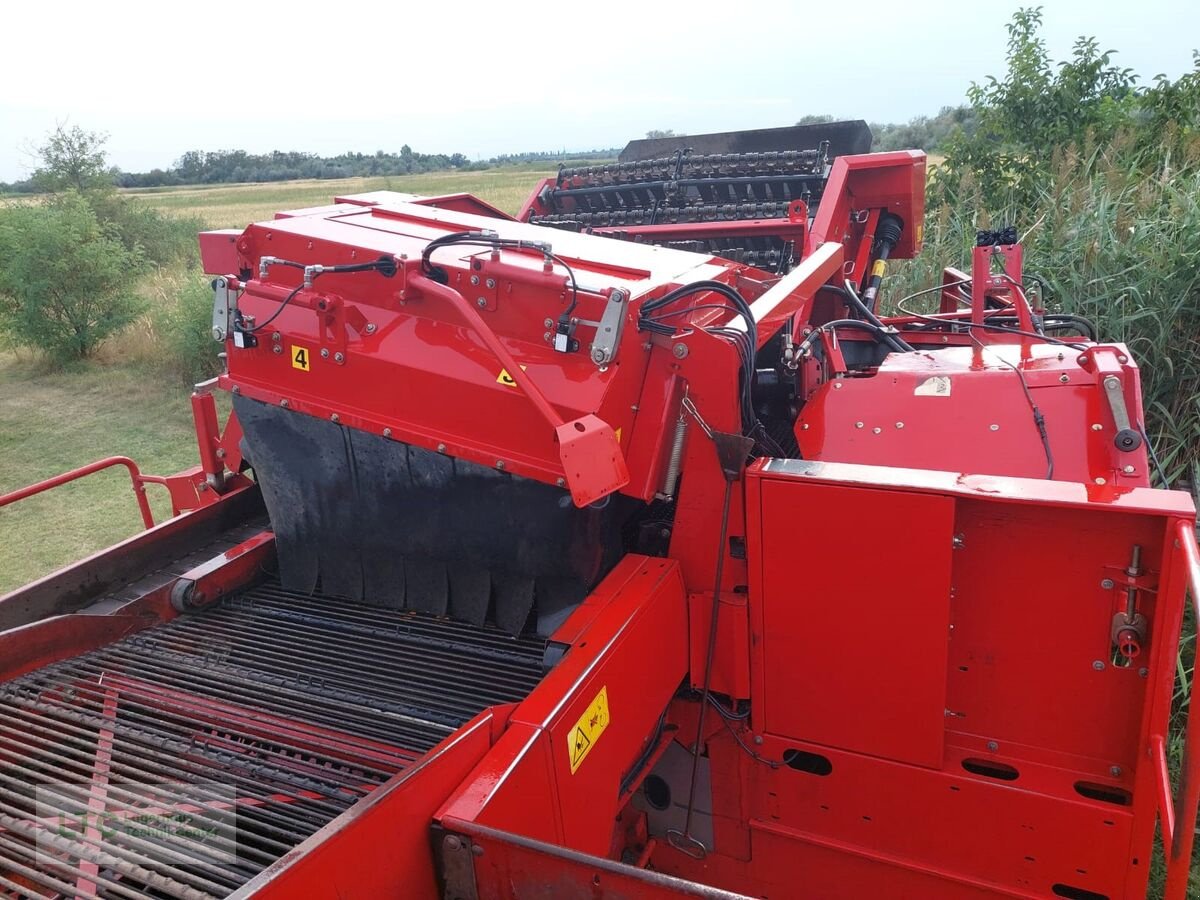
top-left (152, 273), bottom-right (224, 385)
top-left (0, 193), bottom-right (147, 361)
top-left (895, 6), bottom-right (1200, 493)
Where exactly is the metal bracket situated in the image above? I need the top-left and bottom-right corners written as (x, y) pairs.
top-left (1101, 374), bottom-right (1143, 452)
top-left (590, 288), bottom-right (629, 366)
top-left (441, 833), bottom-right (479, 900)
top-left (211, 277), bottom-right (236, 342)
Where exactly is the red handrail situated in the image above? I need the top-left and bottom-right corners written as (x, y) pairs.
top-left (1163, 518), bottom-right (1200, 899)
top-left (0, 456), bottom-right (166, 529)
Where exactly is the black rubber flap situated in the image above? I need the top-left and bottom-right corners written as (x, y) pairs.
top-left (234, 396), bottom-right (627, 633)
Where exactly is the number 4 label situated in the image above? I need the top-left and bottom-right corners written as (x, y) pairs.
top-left (291, 346), bottom-right (310, 371)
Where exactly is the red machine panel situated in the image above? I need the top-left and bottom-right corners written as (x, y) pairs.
top-left (753, 480), bottom-right (954, 768)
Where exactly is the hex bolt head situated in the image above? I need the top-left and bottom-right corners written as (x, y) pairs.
top-left (280, 399), bottom-right (289, 408)
top-left (273, 344), bottom-right (282, 354)
top-left (987, 741), bottom-right (999, 752)
top-left (672, 342), bottom-right (688, 359)
top-left (556, 477), bottom-right (566, 488)
top-left (1093, 660), bottom-right (1106, 671)
top-left (544, 318), bottom-right (554, 329)
top-left (334, 352), bottom-right (345, 364)
top-left (476, 297), bottom-right (487, 308)
top-left (1138, 667), bottom-right (1148, 678)
top-left (952, 534), bottom-right (965, 550)
top-left (1110, 766), bottom-right (1122, 777)
top-left (895, 422), bottom-right (904, 429)
top-left (365, 323), bottom-right (376, 334)
top-left (753, 735), bottom-right (764, 745)
top-left (1092, 423), bottom-right (1103, 431)
top-left (855, 422), bottom-right (864, 429)
top-left (330, 413), bottom-right (340, 423)
top-left (1101, 578), bottom-right (1115, 590)
top-left (469, 275), bottom-right (480, 286)
top-left (833, 382), bottom-right (843, 389)
top-left (320, 348), bottom-right (330, 359)
top-left (872, 427), bottom-right (882, 434)
top-left (437, 443), bottom-right (447, 453)
top-left (215, 448), bottom-right (226, 459)
top-left (383, 428), bottom-right (393, 438)
top-left (1122, 464), bottom-right (1135, 474)
top-left (211, 327), bottom-right (225, 341)
top-left (495, 460), bottom-right (505, 470)
top-left (989, 424), bottom-right (999, 431)
top-left (272, 331), bottom-right (281, 342)
top-left (1059, 374), bottom-right (1070, 383)
top-left (485, 278), bottom-right (496, 289)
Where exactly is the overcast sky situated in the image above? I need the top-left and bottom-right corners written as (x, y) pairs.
top-left (1, 0), bottom-right (1196, 182)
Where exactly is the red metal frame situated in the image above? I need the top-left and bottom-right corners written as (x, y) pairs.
top-left (3, 146), bottom-right (1198, 899)
top-left (1162, 519), bottom-right (1200, 897)
top-left (0, 455), bottom-right (164, 529)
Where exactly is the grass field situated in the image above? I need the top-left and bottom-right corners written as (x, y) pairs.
top-left (125, 165), bottom-right (556, 228)
top-left (0, 168), bottom-right (551, 593)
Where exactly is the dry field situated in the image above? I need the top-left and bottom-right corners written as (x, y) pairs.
top-left (125, 167), bottom-right (556, 228)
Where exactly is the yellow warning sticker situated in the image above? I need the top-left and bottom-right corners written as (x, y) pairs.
top-left (614, 427), bottom-right (622, 444)
top-left (496, 365), bottom-right (527, 387)
top-left (568, 685), bottom-right (610, 774)
top-left (291, 345), bottom-right (310, 371)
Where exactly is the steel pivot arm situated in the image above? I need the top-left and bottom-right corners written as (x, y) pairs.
top-left (409, 270), bottom-right (629, 507)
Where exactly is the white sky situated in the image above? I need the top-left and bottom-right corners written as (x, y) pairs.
top-left (1, 0), bottom-right (1196, 182)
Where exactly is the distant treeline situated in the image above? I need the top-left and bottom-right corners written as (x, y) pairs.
top-left (0, 146), bottom-right (621, 193)
top-left (0, 113), bottom-right (976, 194)
top-left (796, 108), bottom-right (977, 154)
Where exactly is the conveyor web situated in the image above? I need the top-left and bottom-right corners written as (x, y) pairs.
top-left (0, 579), bottom-right (546, 899)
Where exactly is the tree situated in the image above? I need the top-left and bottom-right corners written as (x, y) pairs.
top-left (0, 193), bottom-right (146, 360)
top-left (645, 129), bottom-right (682, 139)
top-left (31, 125), bottom-right (114, 194)
top-left (936, 6), bottom-right (1139, 208)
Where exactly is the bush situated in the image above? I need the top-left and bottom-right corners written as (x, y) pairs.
top-left (151, 272), bottom-right (223, 384)
top-left (896, 7), bottom-right (1200, 492)
top-left (0, 193), bottom-right (147, 361)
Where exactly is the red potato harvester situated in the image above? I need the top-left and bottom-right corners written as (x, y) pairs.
top-left (0, 122), bottom-right (1197, 900)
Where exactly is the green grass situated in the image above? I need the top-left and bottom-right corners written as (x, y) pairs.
top-left (0, 352), bottom-right (230, 593)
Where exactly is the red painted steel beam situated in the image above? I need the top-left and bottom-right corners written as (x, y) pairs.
top-left (409, 268), bottom-right (629, 507)
top-left (1165, 519), bottom-right (1200, 900)
top-left (0, 456), bottom-right (161, 529)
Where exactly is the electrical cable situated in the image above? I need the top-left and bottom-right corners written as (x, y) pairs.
top-left (638, 281), bottom-right (776, 452)
top-left (241, 255), bottom-right (396, 335)
top-left (243, 284), bottom-right (304, 335)
top-left (707, 696), bottom-right (779, 769)
top-left (817, 284), bottom-right (914, 353)
top-left (670, 474), bottom-right (736, 858)
top-left (419, 231), bottom-right (580, 324)
top-left (968, 330), bottom-right (1055, 479)
top-left (794, 318), bottom-right (902, 360)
